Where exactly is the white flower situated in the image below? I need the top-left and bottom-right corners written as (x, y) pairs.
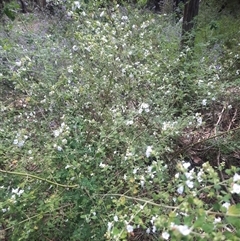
top-left (13, 139), bottom-right (18, 145)
top-left (197, 169), bottom-right (204, 182)
top-left (53, 129), bottom-right (61, 138)
top-left (12, 188), bottom-right (24, 197)
top-left (99, 162), bottom-right (106, 168)
top-left (73, 1), bottom-right (80, 10)
top-left (186, 180), bottom-right (194, 189)
top-left (147, 165), bottom-right (153, 173)
top-left (185, 169), bottom-right (194, 180)
top-left (16, 60), bottom-right (22, 67)
top-left (171, 223), bottom-right (191, 236)
top-left (67, 11), bottom-right (73, 17)
top-left (177, 185), bottom-right (184, 194)
top-left (62, 139), bottom-right (67, 145)
top-left (13, 138), bottom-right (25, 147)
top-left (121, 16), bottom-right (128, 21)
top-left (138, 108), bottom-right (143, 114)
top-left (233, 173), bottom-right (240, 182)
top-left (18, 140), bottom-right (25, 147)
top-left (179, 212), bottom-right (189, 217)
top-left (182, 161), bottom-right (191, 169)
top-left (133, 168), bottom-right (138, 174)
top-left (202, 99), bottom-right (207, 106)
top-left (228, 105), bottom-right (232, 109)
top-left (126, 120), bottom-right (133, 125)
top-left (177, 225), bottom-right (191, 236)
top-left (72, 45), bottom-right (78, 51)
top-left (214, 217), bottom-right (221, 224)
top-left (67, 66), bottom-right (73, 73)
top-left (140, 22), bottom-right (148, 29)
top-left (150, 216), bottom-right (156, 224)
top-left (57, 146), bottom-right (62, 151)
top-left (139, 103), bottom-right (150, 113)
top-left (100, 11), bottom-right (104, 17)
top-left (162, 231), bottom-right (170, 240)
top-left (107, 222), bottom-right (112, 232)
top-left (113, 215), bottom-right (118, 222)
top-left (152, 225), bottom-right (156, 233)
top-left (141, 103), bottom-right (149, 111)
top-left (146, 228), bottom-right (150, 234)
top-left (65, 164), bottom-right (71, 169)
top-left (196, 116), bottom-right (202, 126)
top-left (140, 180), bottom-right (145, 187)
top-left (85, 46), bottom-right (91, 52)
top-left (162, 121), bottom-right (172, 131)
top-left (222, 202), bottom-right (230, 210)
top-left (126, 224), bottom-right (134, 233)
top-left (231, 183), bottom-right (240, 194)
top-left (145, 146), bottom-right (152, 158)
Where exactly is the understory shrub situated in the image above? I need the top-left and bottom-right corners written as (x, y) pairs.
top-left (0, 1), bottom-right (240, 240)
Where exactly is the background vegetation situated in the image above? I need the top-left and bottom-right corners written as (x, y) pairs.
top-left (0, 0), bottom-right (240, 240)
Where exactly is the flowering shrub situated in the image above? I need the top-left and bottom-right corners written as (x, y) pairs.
top-left (0, 1), bottom-right (240, 241)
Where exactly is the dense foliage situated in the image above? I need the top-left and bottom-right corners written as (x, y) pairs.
top-left (0, 1), bottom-right (240, 240)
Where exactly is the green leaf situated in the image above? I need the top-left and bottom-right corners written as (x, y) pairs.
top-left (226, 216), bottom-right (240, 230)
top-left (193, 215), bottom-right (205, 228)
top-left (213, 202), bottom-right (221, 211)
top-left (112, 227), bottom-right (120, 236)
top-left (202, 223), bottom-right (214, 233)
top-left (227, 204), bottom-right (240, 216)
top-left (137, 0), bottom-right (148, 7)
top-left (3, 7), bottom-right (16, 21)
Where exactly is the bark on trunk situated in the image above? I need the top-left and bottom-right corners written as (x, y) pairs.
top-left (181, 0), bottom-right (200, 49)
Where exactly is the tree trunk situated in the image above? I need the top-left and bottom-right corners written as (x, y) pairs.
top-left (35, 0), bottom-right (46, 8)
top-left (181, 0), bottom-right (200, 49)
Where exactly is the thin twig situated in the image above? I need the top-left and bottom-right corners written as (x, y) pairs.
top-left (99, 193), bottom-right (240, 217)
top-left (215, 106), bottom-right (225, 134)
top-left (228, 109), bottom-right (237, 131)
top-left (0, 169), bottom-right (79, 188)
top-left (100, 193), bottom-right (179, 210)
